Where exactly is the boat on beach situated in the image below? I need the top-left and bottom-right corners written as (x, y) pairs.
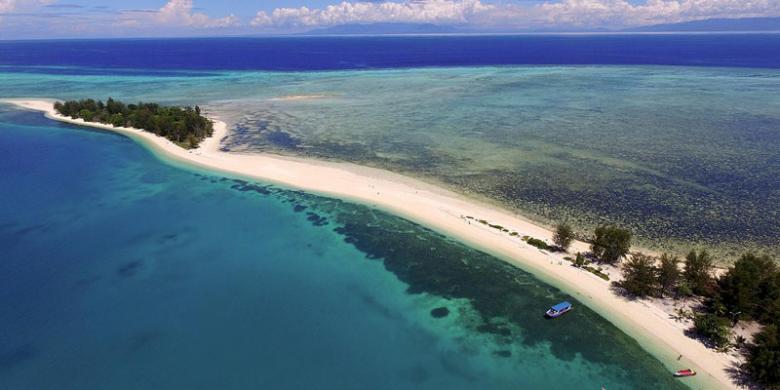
top-left (673, 369), bottom-right (696, 377)
top-left (545, 301), bottom-right (573, 318)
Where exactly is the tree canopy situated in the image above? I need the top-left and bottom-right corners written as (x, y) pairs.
top-left (657, 253), bottom-right (680, 298)
top-left (746, 324), bottom-right (780, 388)
top-left (684, 249), bottom-right (715, 296)
top-left (693, 312), bottom-right (731, 348)
top-left (718, 253), bottom-right (780, 324)
top-left (590, 225), bottom-right (632, 264)
top-left (54, 98), bottom-right (213, 149)
top-left (552, 223), bottom-right (575, 252)
top-left (620, 253), bottom-right (658, 297)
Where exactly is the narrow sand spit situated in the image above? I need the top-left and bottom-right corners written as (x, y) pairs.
top-left (4, 98), bottom-right (739, 389)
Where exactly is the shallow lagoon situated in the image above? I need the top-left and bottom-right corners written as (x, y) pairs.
top-left (0, 108), bottom-right (687, 389)
top-left (216, 66), bottom-right (780, 258)
top-left (3, 65), bottom-right (777, 258)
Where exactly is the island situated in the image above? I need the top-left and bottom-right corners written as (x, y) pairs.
top-left (54, 98), bottom-right (213, 148)
top-left (3, 98), bottom-right (773, 389)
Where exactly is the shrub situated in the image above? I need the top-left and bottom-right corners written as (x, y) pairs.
top-left (525, 237), bottom-right (551, 251)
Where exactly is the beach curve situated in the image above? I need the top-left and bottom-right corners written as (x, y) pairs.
top-left (3, 98), bottom-right (737, 389)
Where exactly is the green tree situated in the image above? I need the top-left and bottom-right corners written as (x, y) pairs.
top-left (746, 324), bottom-right (780, 388)
top-left (658, 253), bottom-right (680, 298)
top-left (620, 253), bottom-right (658, 297)
top-left (54, 98), bottom-right (213, 149)
top-left (693, 313), bottom-right (731, 348)
top-left (573, 252), bottom-right (587, 268)
top-left (109, 113), bottom-right (125, 127)
top-left (684, 249), bottom-right (715, 296)
top-left (718, 253), bottom-right (778, 323)
top-left (590, 225), bottom-right (632, 264)
top-left (78, 109), bottom-right (94, 121)
top-left (552, 223), bottom-right (575, 252)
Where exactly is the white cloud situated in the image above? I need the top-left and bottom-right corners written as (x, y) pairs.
top-left (0, 0), bottom-right (15, 13)
top-left (250, 0), bottom-right (780, 30)
top-left (157, 0), bottom-right (238, 27)
top-left (530, 0), bottom-right (780, 28)
top-left (0, 0), bottom-right (54, 13)
top-left (0, 0), bottom-right (55, 26)
top-left (251, 0), bottom-right (492, 27)
top-left (121, 0), bottom-right (239, 29)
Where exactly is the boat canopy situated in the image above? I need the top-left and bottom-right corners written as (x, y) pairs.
top-left (551, 301), bottom-right (572, 311)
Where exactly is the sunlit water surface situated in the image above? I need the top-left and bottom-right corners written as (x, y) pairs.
top-left (2, 65), bottom-right (778, 258)
top-left (0, 107), bottom-right (687, 389)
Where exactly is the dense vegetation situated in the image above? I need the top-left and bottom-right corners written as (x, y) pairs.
top-left (560, 222), bottom-right (780, 386)
top-left (747, 325), bottom-right (780, 387)
top-left (54, 98), bottom-right (213, 148)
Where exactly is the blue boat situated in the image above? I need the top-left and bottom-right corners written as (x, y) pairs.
top-left (545, 301), bottom-right (573, 318)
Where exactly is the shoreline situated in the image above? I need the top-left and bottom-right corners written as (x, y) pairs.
top-left (4, 98), bottom-right (737, 389)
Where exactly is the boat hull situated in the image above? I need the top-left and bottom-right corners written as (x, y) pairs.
top-left (545, 307), bottom-right (572, 318)
top-left (673, 369), bottom-right (696, 377)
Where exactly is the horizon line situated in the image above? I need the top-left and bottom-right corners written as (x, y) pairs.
top-left (2, 30), bottom-right (780, 43)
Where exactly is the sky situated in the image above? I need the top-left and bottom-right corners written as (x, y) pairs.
top-left (0, 0), bottom-right (778, 39)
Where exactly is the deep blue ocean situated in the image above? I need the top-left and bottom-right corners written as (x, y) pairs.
top-left (1, 34), bottom-right (779, 74)
top-left (3, 35), bottom-right (777, 389)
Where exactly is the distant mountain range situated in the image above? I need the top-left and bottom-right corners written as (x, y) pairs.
top-left (625, 17), bottom-right (780, 32)
top-left (302, 23), bottom-right (462, 35)
top-left (300, 17), bottom-right (780, 36)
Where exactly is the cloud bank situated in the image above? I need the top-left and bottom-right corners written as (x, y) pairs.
top-left (120, 0), bottom-right (238, 28)
top-left (1, 0), bottom-right (779, 38)
top-left (0, 0), bottom-right (54, 15)
top-left (250, 0), bottom-right (780, 30)
top-left (251, 0), bottom-right (491, 27)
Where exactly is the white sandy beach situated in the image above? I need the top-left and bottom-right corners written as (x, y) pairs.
top-left (4, 98), bottom-right (739, 389)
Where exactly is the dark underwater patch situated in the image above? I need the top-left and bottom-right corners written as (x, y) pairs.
top-left (309, 199), bottom-right (687, 389)
top-left (230, 180), bottom-right (272, 196)
top-left (476, 322), bottom-right (511, 337)
top-left (356, 290), bottom-right (399, 320)
top-left (8, 224), bottom-right (48, 240)
top-left (159, 233), bottom-right (179, 243)
top-left (305, 212), bottom-right (328, 226)
top-left (264, 130), bottom-right (301, 149)
top-left (493, 350), bottom-right (512, 358)
top-left (126, 330), bottom-right (163, 355)
top-left (430, 307), bottom-right (449, 318)
top-left (117, 260), bottom-right (143, 278)
top-left (209, 170), bottom-right (684, 388)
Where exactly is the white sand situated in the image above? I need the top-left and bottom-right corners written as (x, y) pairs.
top-left (4, 98), bottom-right (738, 389)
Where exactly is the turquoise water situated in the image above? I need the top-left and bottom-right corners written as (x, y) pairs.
top-left (2, 65), bottom-right (778, 258)
top-left (0, 107), bottom-right (687, 388)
